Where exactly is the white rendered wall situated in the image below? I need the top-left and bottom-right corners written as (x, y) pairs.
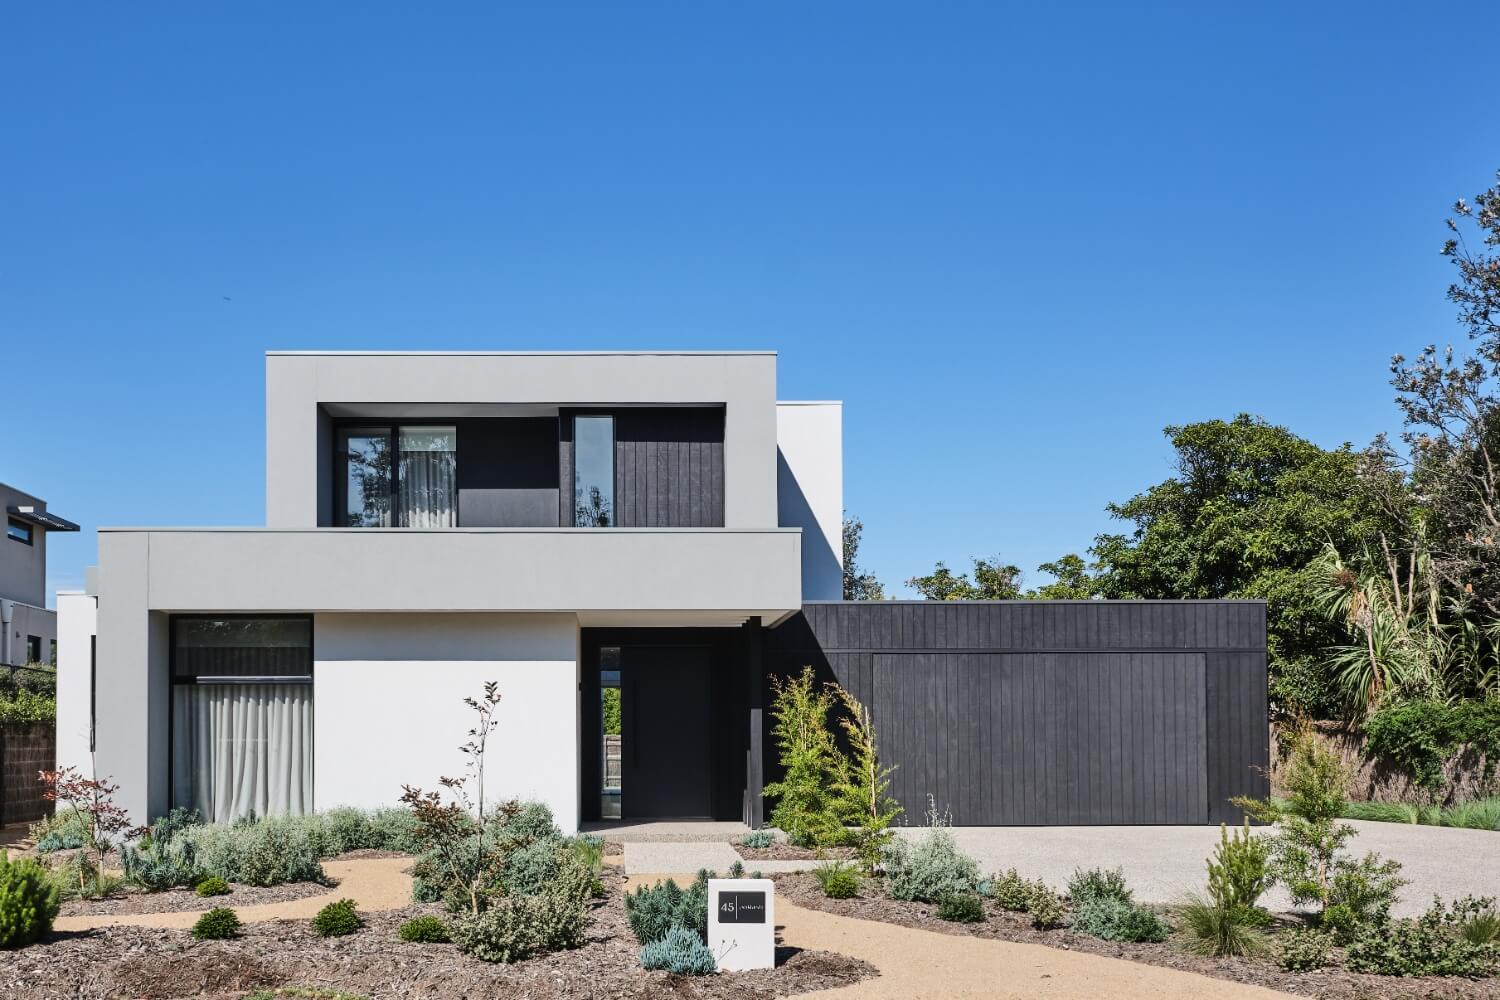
top-left (313, 613), bottom-right (581, 832)
top-left (55, 591), bottom-right (97, 776)
top-left (776, 402), bottom-right (843, 600)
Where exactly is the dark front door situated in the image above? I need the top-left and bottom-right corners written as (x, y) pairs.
top-left (622, 645), bottom-right (713, 818)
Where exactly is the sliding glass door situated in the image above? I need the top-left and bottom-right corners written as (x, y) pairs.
top-left (337, 424), bottom-right (457, 527)
top-left (171, 617), bottom-right (314, 823)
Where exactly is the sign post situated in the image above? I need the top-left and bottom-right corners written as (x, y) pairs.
top-left (707, 877), bottom-right (775, 971)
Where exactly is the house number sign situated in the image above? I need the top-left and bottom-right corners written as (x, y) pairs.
top-left (707, 878), bottom-right (775, 971)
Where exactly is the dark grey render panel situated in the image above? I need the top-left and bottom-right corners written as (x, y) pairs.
top-left (456, 417), bottom-right (560, 527)
top-left (767, 601), bottom-right (1267, 826)
top-left (458, 488), bottom-right (560, 528)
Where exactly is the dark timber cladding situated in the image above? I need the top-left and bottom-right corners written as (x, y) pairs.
top-left (559, 407), bottom-right (724, 527)
top-left (764, 601), bottom-right (1269, 825)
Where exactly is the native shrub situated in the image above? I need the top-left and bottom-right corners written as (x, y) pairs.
top-left (1235, 727), bottom-right (1405, 938)
top-left (1071, 896), bottom-right (1170, 943)
top-left (1179, 892), bottom-right (1265, 957)
top-left (882, 811), bottom-right (979, 903)
top-left (312, 898), bottom-right (362, 937)
top-left (0, 856), bottom-right (60, 948)
top-left (1457, 896), bottom-right (1500, 945)
top-left (1066, 867), bottom-right (1132, 907)
top-left (987, 869), bottom-right (1036, 912)
top-left (814, 861), bottom-right (860, 899)
top-left (639, 922), bottom-right (717, 975)
top-left (937, 892), bottom-right (986, 923)
top-left (828, 686), bottom-right (903, 870)
top-left (452, 867), bottom-right (592, 963)
top-left (398, 915), bottom-right (451, 943)
top-left (1026, 883), bottom-right (1065, 929)
top-left (762, 667), bottom-right (844, 848)
top-left (192, 906), bottom-right (242, 940)
top-left (195, 876), bottom-right (231, 897)
top-left (1275, 928), bottom-right (1331, 971)
top-left (739, 829), bottom-right (775, 849)
top-left (625, 872), bottom-right (709, 945)
top-left (39, 767), bottom-right (139, 899)
top-left (1346, 896), bottom-right (1500, 977)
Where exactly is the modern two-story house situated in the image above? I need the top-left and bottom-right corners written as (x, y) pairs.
top-left (58, 351), bottom-right (1269, 833)
top-left (2, 481), bottom-right (79, 667)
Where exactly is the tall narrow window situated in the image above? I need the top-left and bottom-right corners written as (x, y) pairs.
top-left (171, 617), bottom-right (313, 823)
top-left (574, 415), bottom-right (614, 526)
top-left (398, 426), bottom-right (457, 527)
top-left (600, 646), bottom-right (621, 819)
top-left (339, 428), bottom-right (393, 527)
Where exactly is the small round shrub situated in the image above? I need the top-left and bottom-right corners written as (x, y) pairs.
top-left (1067, 867), bottom-right (1133, 906)
top-left (1276, 928), bottom-right (1330, 971)
top-left (639, 923), bottom-right (716, 975)
top-left (1027, 883), bottom-right (1065, 929)
top-left (937, 892), bottom-right (986, 923)
top-left (195, 876), bottom-right (231, 897)
top-left (814, 861), bottom-right (860, 899)
top-left (882, 828), bottom-right (980, 902)
top-left (398, 915), bottom-right (451, 943)
top-left (192, 907), bottom-right (242, 940)
top-left (312, 898), bottom-right (363, 937)
top-left (0, 855), bottom-right (61, 948)
top-left (739, 829), bottom-right (775, 849)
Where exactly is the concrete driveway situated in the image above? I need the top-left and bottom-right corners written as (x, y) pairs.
top-left (912, 820), bottom-right (1499, 918)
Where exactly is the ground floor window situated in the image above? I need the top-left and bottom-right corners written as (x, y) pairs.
top-left (170, 616), bottom-right (313, 823)
top-left (600, 646), bottom-right (621, 819)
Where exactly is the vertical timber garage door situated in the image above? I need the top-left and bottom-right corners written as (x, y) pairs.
top-left (874, 653), bottom-right (1209, 825)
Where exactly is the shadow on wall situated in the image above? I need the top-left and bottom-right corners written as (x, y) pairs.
top-left (777, 449), bottom-right (840, 599)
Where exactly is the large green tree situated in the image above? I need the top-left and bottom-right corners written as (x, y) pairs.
top-left (906, 557), bottom-right (1023, 600)
top-left (842, 514), bottom-right (886, 600)
top-left (1091, 415), bottom-right (1397, 717)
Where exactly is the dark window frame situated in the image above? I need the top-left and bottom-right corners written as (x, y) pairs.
top-left (6, 517), bottom-right (33, 545)
top-left (167, 613), bottom-right (316, 812)
top-left (331, 419), bottom-right (459, 528)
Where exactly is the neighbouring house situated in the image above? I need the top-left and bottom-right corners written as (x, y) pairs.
top-left (56, 351), bottom-right (1268, 832)
top-left (1, 481), bottom-right (79, 668)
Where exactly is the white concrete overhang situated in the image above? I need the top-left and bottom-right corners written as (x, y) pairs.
top-left (97, 527), bottom-right (803, 626)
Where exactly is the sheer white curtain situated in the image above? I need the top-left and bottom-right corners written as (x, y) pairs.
top-left (172, 683), bottom-right (313, 823)
top-left (399, 427), bottom-right (457, 527)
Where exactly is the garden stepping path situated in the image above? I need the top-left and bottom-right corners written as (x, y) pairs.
top-left (51, 856), bottom-right (414, 932)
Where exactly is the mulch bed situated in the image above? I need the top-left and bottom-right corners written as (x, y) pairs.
top-left (734, 843), bottom-right (856, 862)
top-left (0, 870), bottom-right (876, 1000)
top-left (774, 872), bottom-right (1500, 1000)
top-left (59, 879), bottom-right (331, 917)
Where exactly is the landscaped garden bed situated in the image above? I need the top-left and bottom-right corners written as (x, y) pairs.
top-left (775, 871), bottom-right (1500, 1000)
top-left (1, 870), bottom-right (875, 1000)
top-left (733, 840), bottom-right (855, 862)
top-left (57, 877), bottom-right (331, 916)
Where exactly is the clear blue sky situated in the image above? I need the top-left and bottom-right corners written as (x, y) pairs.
top-left (4, 3), bottom-right (1499, 603)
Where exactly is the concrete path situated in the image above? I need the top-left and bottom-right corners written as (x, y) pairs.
top-left (921, 819), bottom-right (1499, 918)
top-left (582, 819), bottom-right (751, 843)
top-left (52, 856), bottom-right (414, 932)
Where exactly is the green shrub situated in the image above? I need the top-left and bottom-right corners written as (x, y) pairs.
top-left (1346, 896), bottom-right (1500, 978)
top-left (1275, 928), bottom-right (1330, 971)
top-left (322, 808), bottom-right (377, 853)
top-left (1026, 883), bottom-right (1065, 929)
top-left (1455, 896), bottom-right (1500, 945)
top-left (175, 818), bottom-right (328, 888)
top-left (191, 906), bottom-right (241, 940)
top-left (882, 828), bottom-right (979, 902)
top-left (0, 856), bottom-right (60, 948)
top-left (1236, 728), bottom-right (1405, 937)
top-left (195, 876), bottom-right (231, 897)
top-left (813, 861), bottom-right (860, 899)
top-left (366, 808), bottom-right (424, 853)
top-left (1341, 800), bottom-right (1426, 824)
top-left (762, 667), bottom-right (844, 848)
top-left (452, 867), bottom-right (592, 963)
top-left (568, 834), bottom-right (605, 872)
top-left (639, 922), bottom-right (716, 975)
top-left (0, 688), bottom-right (55, 725)
top-left (936, 892), bottom-right (985, 923)
top-left (1206, 821), bottom-right (1269, 915)
top-left (312, 898), bottom-right (362, 937)
top-left (44, 853), bottom-right (121, 902)
top-left (739, 829), bottom-right (775, 849)
top-left (122, 835), bottom-right (203, 892)
top-left (1070, 896), bottom-right (1170, 943)
top-left (1179, 892), bottom-right (1265, 957)
top-left (1363, 698), bottom-right (1500, 794)
top-left (988, 869), bottom-right (1032, 911)
top-left (625, 873), bottom-right (708, 944)
top-left (1066, 867), bottom-right (1132, 907)
top-left (398, 915), bottom-right (451, 943)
